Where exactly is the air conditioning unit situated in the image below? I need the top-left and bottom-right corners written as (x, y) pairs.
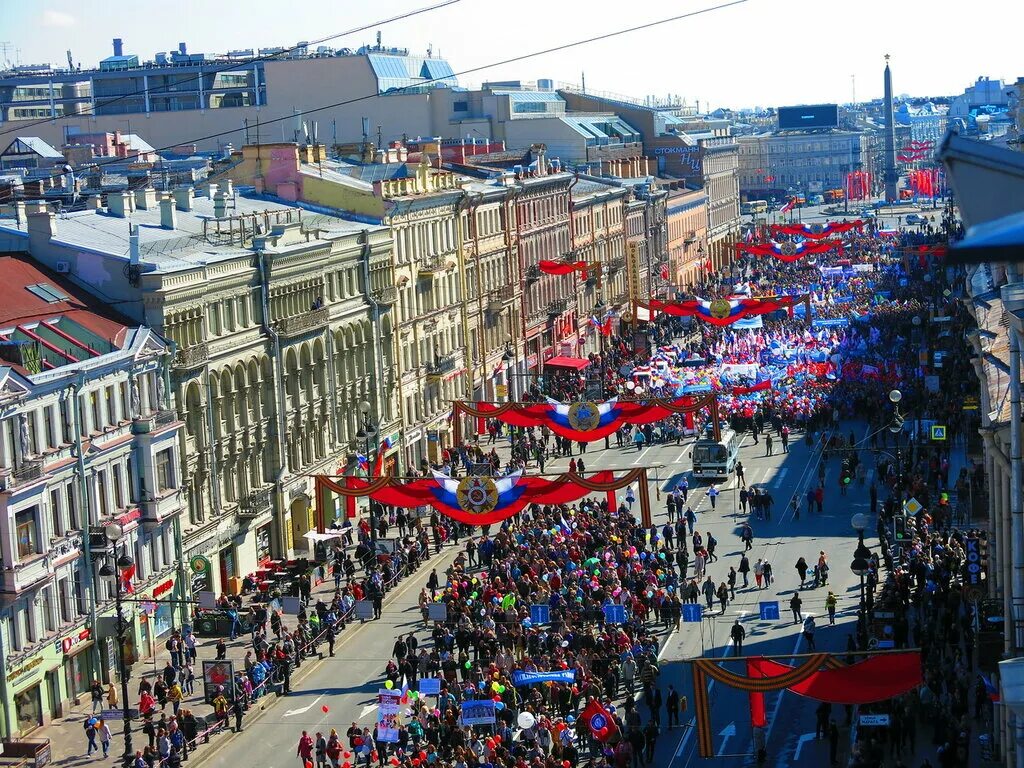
top-left (55, 261), bottom-right (71, 274)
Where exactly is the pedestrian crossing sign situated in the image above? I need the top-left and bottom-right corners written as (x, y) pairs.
top-left (759, 601), bottom-right (780, 621)
top-left (930, 425), bottom-right (947, 441)
top-left (682, 604), bottom-right (703, 623)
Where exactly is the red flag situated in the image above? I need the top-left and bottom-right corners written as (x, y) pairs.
top-left (581, 699), bottom-right (618, 742)
top-left (703, 258), bottom-right (713, 272)
top-left (660, 263), bottom-right (670, 281)
top-left (121, 564), bottom-right (136, 595)
top-left (601, 317), bottom-right (613, 337)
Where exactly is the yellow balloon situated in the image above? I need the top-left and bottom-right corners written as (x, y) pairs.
top-left (385, 680), bottom-right (394, 689)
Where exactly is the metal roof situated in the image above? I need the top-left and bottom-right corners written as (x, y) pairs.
top-left (492, 90), bottom-right (565, 103)
top-left (3, 137), bottom-right (63, 159)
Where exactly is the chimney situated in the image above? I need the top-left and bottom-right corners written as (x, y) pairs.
top-left (173, 186), bottom-right (194, 211)
top-left (108, 191), bottom-right (129, 217)
top-left (13, 200), bottom-right (26, 224)
top-left (85, 196), bottom-right (102, 211)
top-left (134, 186), bottom-right (157, 209)
top-left (113, 38), bottom-right (123, 57)
top-left (178, 42), bottom-right (187, 56)
top-left (206, 182), bottom-right (218, 199)
top-left (159, 194), bottom-right (177, 230)
top-left (129, 224), bottom-right (140, 267)
top-left (26, 208), bottom-right (57, 240)
top-left (223, 179), bottom-right (234, 197)
top-left (213, 192), bottom-right (227, 218)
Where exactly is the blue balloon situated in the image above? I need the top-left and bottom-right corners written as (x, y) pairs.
top-left (495, 701), bottom-right (505, 710)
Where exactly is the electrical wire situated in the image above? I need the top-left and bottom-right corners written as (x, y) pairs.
top-left (0, 0), bottom-right (461, 140)
top-left (15, 0), bottom-right (748, 189)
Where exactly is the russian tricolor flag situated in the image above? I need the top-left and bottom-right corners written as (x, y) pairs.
top-left (356, 454), bottom-right (369, 472)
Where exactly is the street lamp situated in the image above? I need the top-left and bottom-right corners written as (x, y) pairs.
top-left (97, 523), bottom-right (134, 764)
top-left (850, 513), bottom-right (871, 614)
top-left (502, 337), bottom-right (514, 402)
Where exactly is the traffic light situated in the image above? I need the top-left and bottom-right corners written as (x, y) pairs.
top-left (841, 463), bottom-right (852, 485)
top-left (893, 516), bottom-right (907, 542)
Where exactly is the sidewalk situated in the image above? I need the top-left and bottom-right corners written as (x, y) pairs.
top-left (41, 537), bottom-right (463, 768)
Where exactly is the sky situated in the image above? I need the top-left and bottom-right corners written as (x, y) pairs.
top-left (3, 0), bottom-right (1019, 109)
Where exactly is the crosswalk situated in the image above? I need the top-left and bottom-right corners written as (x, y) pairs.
top-left (660, 465), bottom-right (792, 493)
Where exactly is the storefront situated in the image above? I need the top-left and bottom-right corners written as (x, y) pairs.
top-left (61, 628), bottom-right (94, 701)
top-left (256, 524), bottom-right (273, 566)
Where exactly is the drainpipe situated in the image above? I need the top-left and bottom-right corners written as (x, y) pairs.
top-left (361, 231), bottom-right (387, 444)
top-left (256, 248), bottom-right (290, 556)
top-left (324, 312), bottom-right (339, 450)
top-left (467, 193), bottom-right (487, 398)
top-left (70, 374), bottom-right (102, 678)
top-left (164, 341), bottom-right (189, 626)
top-left (511, 186), bottom-right (527, 400)
top-left (455, 193), bottom-right (476, 406)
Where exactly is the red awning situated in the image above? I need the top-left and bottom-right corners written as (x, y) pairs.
top-left (544, 356), bottom-right (591, 371)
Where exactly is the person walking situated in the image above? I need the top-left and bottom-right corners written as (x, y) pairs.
top-left (754, 558), bottom-right (764, 589)
top-left (765, 433), bottom-right (774, 456)
top-left (231, 697), bottom-right (245, 733)
top-left (716, 581), bottom-right (729, 614)
top-left (684, 506), bottom-right (697, 536)
top-left (90, 680), bottom-right (104, 713)
top-left (727, 567), bottom-right (737, 599)
top-left (730, 620), bottom-right (746, 654)
top-left (740, 523), bottom-right (753, 551)
top-left (666, 686), bottom-right (680, 730)
top-left (297, 731), bottom-right (315, 768)
top-left (84, 717), bottom-right (98, 757)
top-left (762, 561), bottom-right (773, 587)
top-left (803, 615), bottom-right (817, 650)
top-left (99, 719), bottom-right (112, 757)
top-left (781, 426), bottom-right (790, 453)
top-left (706, 485), bottom-right (719, 511)
top-left (796, 556), bottom-right (809, 588)
top-left (706, 532), bottom-right (718, 562)
top-left (702, 576), bottom-right (716, 610)
top-left (790, 593), bottom-right (803, 624)
top-left (739, 554), bottom-right (751, 587)
top-left (735, 461), bottom-right (746, 488)
top-left (825, 591), bottom-right (838, 625)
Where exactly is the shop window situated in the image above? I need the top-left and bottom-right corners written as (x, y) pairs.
top-left (14, 686), bottom-right (42, 732)
top-left (15, 507), bottom-right (39, 559)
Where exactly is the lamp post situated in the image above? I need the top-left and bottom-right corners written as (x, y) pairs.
top-left (889, 389), bottom-right (904, 493)
top-left (355, 400), bottom-right (379, 547)
top-left (502, 338), bottom-right (514, 402)
top-left (850, 512), bottom-right (871, 614)
top-left (98, 523), bottom-right (135, 764)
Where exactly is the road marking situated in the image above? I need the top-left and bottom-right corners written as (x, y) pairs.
top-left (772, 468), bottom-right (789, 488)
top-left (359, 703), bottom-right (379, 720)
top-left (283, 694), bottom-right (325, 718)
top-left (793, 732), bottom-right (816, 761)
top-left (716, 722), bottom-right (736, 757)
top-left (633, 446), bottom-right (652, 465)
top-left (674, 449), bottom-right (688, 464)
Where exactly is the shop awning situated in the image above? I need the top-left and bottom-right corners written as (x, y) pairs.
top-left (544, 356), bottom-right (591, 371)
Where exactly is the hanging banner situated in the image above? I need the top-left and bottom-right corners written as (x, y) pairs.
top-left (539, 260), bottom-right (589, 278)
top-left (770, 221), bottom-right (864, 240)
top-left (316, 467), bottom-right (654, 528)
top-left (735, 239), bottom-right (843, 262)
top-left (512, 670), bottom-right (577, 687)
top-left (452, 393), bottom-right (721, 442)
top-left (641, 294), bottom-right (808, 327)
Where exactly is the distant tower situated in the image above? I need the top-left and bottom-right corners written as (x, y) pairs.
top-left (883, 54), bottom-right (899, 203)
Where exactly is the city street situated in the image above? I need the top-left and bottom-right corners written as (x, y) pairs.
top-left (192, 420), bottom-right (877, 768)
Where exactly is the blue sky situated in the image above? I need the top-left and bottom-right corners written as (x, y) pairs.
top-left (3, 0), bottom-right (1019, 108)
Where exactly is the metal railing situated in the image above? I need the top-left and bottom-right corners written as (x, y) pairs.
top-left (371, 286), bottom-right (397, 304)
top-left (272, 307), bottom-right (330, 337)
top-left (173, 342), bottom-right (209, 370)
top-left (237, 487), bottom-right (272, 518)
top-left (13, 458), bottom-right (43, 484)
top-left (547, 298), bottom-right (569, 316)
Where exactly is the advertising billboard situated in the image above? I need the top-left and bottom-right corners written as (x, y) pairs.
top-left (777, 104), bottom-right (839, 130)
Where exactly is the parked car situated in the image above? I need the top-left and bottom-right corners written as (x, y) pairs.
top-left (905, 213), bottom-right (927, 225)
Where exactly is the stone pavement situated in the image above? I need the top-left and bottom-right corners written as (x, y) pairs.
top-left (39, 536), bottom-right (463, 768)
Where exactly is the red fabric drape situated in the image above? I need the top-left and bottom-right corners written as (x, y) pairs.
top-left (748, 654), bottom-right (922, 705)
top-left (643, 295), bottom-right (806, 326)
top-left (770, 221), bottom-right (864, 239)
top-left (732, 381), bottom-right (772, 395)
top-left (539, 260), bottom-right (588, 277)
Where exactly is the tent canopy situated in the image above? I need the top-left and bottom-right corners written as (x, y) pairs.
top-left (545, 356), bottom-right (591, 371)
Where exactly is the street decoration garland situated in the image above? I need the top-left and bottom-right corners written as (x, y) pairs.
top-left (639, 294), bottom-right (809, 327)
top-left (538, 260), bottom-right (590, 278)
top-left (691, 651), bottom-right (923, 757)
top-left (452, 393), bottom-right (721, 443)
top-left (314, 467), bottom-right (652, 527)
top-left (734, 239), bottom-right (844, 262)
top-left (770, 220), bottom-right (865, 240)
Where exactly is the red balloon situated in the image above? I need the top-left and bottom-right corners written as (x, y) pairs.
top-left (599, 726), bottom-right (609, 737)
top-left (411, 760), bottom-right (420, 768)
top-left (390, 759), bottom-right (400, 767)
top-left (343, 753), bottom-right (351, 760)
top-left (418, 752), bottom-right (427, 761)
top-left (493, 735), bottom-right (502, 744)
top-left (305, 762), bottom-right (313, 768)
top-left (322, 705), bottom-right (329, 713)
top-left (493, 695), bottom-right (501, 702)
top-left (370, 753), bottom-right (378, 763)
top-left (563, 762), bottom-right (571, 768)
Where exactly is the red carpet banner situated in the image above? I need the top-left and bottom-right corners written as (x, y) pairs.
top-left (453, 394), bottom-right (721, 442)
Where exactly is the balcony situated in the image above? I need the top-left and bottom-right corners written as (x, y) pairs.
top-left (525, 264), bottom-right (541, 282)
top-left (426, 354), bottom-right (459, 380)
top-left (372, 286), bottom-right (398, 305)
top-left (608, 257), bottom-right (627, 274)
top-left (273, 307), bottom-right (330, 338)
top-left (237, 487), bottom-right (273, 519)
top-left (12, 458), bottom-right (43, 485)
top-left (141, 490), bottom-right (184, 528)
top-left (131, 410), bottom-right (178, 435)
top-left (417, 253), bottom-right (444, 278)
top-left (499, 284), bottom-right (516, 303)
top-left (173, 342), bottom-right (209, 370)
top-left (1, 553), bottom-right (52, 594)
top-left (547, 298), bottom-right (569, 316)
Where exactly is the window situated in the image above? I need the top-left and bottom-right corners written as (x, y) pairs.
top-left (43, 406), bottom-right (55, 450)
top-left (58, 577), bottom-right (71, 624)
top-left (453, 100), bottom-right (468, 113)
top-left (50, 488), bottom-right (63, 537)
top-left (66, 484), bottom-right (79, 529)
top-left (113, 463), bottom-right (124, 509)
top-left (15, 508), bottom-right (39, 559)
top-left (41, 586), bottom-right (55, 633)
top-left (127, 456), bottom-right (137, 503)
top-left (105, 386), bottom-right (117, 424)
top-left (90, 391), bottom-right (101, 432)
top-left (155, 449), bottom-right (174, 492)
top-left (96, 470), bottom-right (109, 518)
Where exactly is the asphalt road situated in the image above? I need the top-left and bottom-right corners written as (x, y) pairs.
top-left (193, 418), bottom-right (879, 768)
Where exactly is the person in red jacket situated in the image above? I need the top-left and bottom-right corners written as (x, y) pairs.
top-left (297, 731), bottom-right (314, 768)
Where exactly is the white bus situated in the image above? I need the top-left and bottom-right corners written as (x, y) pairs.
top-left (741, 200), bottom-right (768, 216)
top-left (691, 428), bottom-right (743, 480)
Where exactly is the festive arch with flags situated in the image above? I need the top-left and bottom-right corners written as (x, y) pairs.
top-left (770, 220), bottom-right (865, 240)
top-left (690, 650), bottom-right (923, 758)
top-left (314, 467), bottom-right (654, 530)
top-left (734, 239), bottom-right (844, 262)
top-left (635, 294), bottom-right (810, 327)
top-left (452, 393), bottom-right (722, 445)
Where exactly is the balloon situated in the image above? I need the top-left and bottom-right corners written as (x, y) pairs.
top-left (343, 753), bottom-right (351, 760)
top-left (493, 695), bottom-right (501, 702)
top-left (410, 690), bottom-right (418, 699)
top-left (492, 682), bottom-right (500, 692)
top-left (599, 726), bottom-right (609, 737)
top-left (370, 753), bottom-right (378, 763)
top-left (495, 701), bottom-right (505, 710)
top-left (498, 685), bottom-right (506, 694)
top-left (411, 760), bottom-right (420, 767)
top-left (479, 681), bottom-right (486, 690)
top-left (518, 712), bottom-right (536, 730)
top-left (384, 680), bottom-right (394, 689)
top-left (322, 705), bottom-right (329, 713)
top-left (465, 661), bottom-right (472, 669)
top-left (419, 751), bottom-right (427, 761)
top-left (305, 762), bottom-right (313, 768)
top-left (564, 762), bottom-right (572, 768)
top-left (390, 759), bottom-right (400, 767)
top-left (493, 735), bottom-right (502, 744)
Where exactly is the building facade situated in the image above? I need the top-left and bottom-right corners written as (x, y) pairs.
top-left (0, 251), bottom-right (183, 737)
top-left (664, 185), bottom-right (709, 290)
top-left (736, 130), bottom-right (871, 201)
top-left (1, 188), bottom-right (394, 597)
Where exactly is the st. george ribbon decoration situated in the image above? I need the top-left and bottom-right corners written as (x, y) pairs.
top-left (538, 260), bottom-right (590, 278)
top-left (770, 220), bottom-right (865, 239)
top-left (451, 393), bottom-right (722, 443)
top-left (637, 294), bottom-right (809, 327)
top-left (314, 467), bottom-right (654, 527)
top-left (734, 239), bottom-right (844, 262)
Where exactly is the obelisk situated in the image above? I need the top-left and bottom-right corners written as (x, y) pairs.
top-left (883, 54), bottom-right (899, 203)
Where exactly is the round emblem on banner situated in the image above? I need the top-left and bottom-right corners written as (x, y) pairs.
top-left (456, 476), bottom-right (499, 514)
top-left (708, 299), bottom-right (732, 320)
top-left (568, 401), bottom-right (601, 432)
top-left (809, 223), bottom-right (825, 235)
top-left (189, 555), bottom-right (210, 575)
top-left (779, 241), bottom-right (798, 256)
top-left (590, 713), bottom-right (608, 731)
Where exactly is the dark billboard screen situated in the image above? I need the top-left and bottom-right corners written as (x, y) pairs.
top-left (777, 104), bottom-right (839, 130)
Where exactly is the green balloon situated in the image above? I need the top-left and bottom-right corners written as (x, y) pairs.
top-left (465, 661), bottom-right (472, 669)
top-left (498, 685), bottom-right (506, 694)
